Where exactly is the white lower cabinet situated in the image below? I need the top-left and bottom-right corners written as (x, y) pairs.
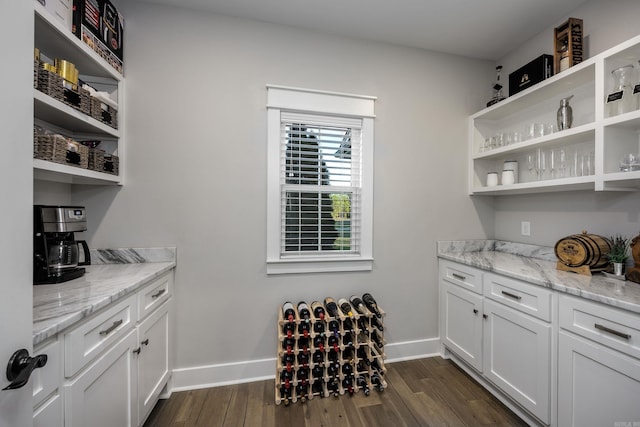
top-left (36, 270), bottom-right (173, 427)
top-left (439, 260), bottom-right (552, 425)
top-left (64, 330), bottom-right (138, 427)
top-left (557, 294), bottom-right (640, 427)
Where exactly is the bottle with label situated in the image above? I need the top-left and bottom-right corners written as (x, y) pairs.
top-left (635, 60), bottom-right (640, 111)
top-left (362, 293), bottom-right (382, 318)
top-left (357, 374), bottom-right (370, 396)
top-left (323, 297), bottom-right (340, 318)
top-left (311, 301), bottom-right (325, 320)
top-left (371, 372), bottom-right (385, 392)
top-left (349, 295), bottom-right (366, 314)
top-left (297, 301), bottom-right (311, 323)
top-left (338, 298), bottom-right (354, 317)
top-left (282, 301), bottom-right (296, 322)
top-left (607, 65), bottom-right (635, 117)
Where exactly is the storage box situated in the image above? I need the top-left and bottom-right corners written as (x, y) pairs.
top-left (72, 0), bottom-right (124, 74)
top-left (36, 0), bottom-right (72, 30)
top-left (508, 54), bottom-right (554, 96)
top-left (554, 18), bottom-right (583, 74)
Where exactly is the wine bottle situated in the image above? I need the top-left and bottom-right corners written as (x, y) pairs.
top-left (312, 349), bottom-right (325, 364)
top-left (312, 379), bottom-right (325, 398)
top-left (327, 377), bottom-right (340, 397)
top-left (296, 381), bottom-right (308, 402)
top-left (328, 348), bottom-right (340, 363)
top-left (281, 352), bottom-right (295, 369)
top-left (282, 301), bottom-right (296, 322)
top-left (313, 319), bottom-right (325, 336)
top-left (349, 295), bottom-right (366, 314)
top-left (356, 360), bottom-right (368, 373)
top-left (342, 332), bottom-right (354, 347)
top-left (342, 347), bottom-right (354, 363)
top-left (297, 320), bottom-right (310, 338)
top-left (282, 337), bottom-right (295, 354)
top-left (356, 316), bottom-right (368, 333)
top-left (357, 347), bottom-right (371, 365)
top-left (371, 316), bottom-right (384, 332)
top-left (280, 369), bottom-right (294, 382)
top-left (341, 362), bottom-right (353, 376)
top-left (357, 374), bottom-right (370, 396)
top-left (297, 367), bottom-right (309, 382)
top-left (343, 317), bottom-right (355, 333)
top-left (371, 372), bottom-right (384, 391)
top-left (338, 298), bottom-right (354, 317)
top-left (298, 336), bottom-right (309, 352)
top-left (371, 330), bottom-right (384, 349)
top-left (297, 351), bottom-right (309, 367)
top-left (312, 365), bottom-right (324, 379)
top-left (311, 301), bottom-right (325, 320)
top-left (313, 335), bottom-right (325, 352)
top-left (280, 382), bottom-right (292, 406)
top-left (328, 318), bottom-right (340, 337)
top-left (323, 297), bottom-right (340, 318)
top-left (297, 301), bottom-right (311, 323)
top-left (327, 361), bottom-right (340, 377)
top-left (362, 293), bottom-right (381, 318)
top-left (371, 358), bottom-right (384, 376)
top-left (342, 375), bottom-right (354, 396)
top-left (282, 321), bottom-right (295, 338)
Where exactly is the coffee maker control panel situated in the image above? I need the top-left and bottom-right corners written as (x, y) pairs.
top-left (39, 206), bottom-right (87, 233)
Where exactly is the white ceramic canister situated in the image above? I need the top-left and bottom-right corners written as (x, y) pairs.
top-left (503, 160), bottom-right (518, 183)
top-left (487, 172), bottom-right (499, 187)
top-left (501, 169), bottom-right (515, 185)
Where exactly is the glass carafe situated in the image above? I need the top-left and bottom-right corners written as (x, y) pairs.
top-left (606, 64), bottom-right (634, 117)
top-left (634, 60), bottom-right (640, 111)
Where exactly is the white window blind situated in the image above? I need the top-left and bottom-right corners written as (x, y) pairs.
top-left (280, 113), bottom-right (362, 257)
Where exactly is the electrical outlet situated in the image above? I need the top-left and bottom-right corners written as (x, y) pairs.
top-left (521, 221), bottom-right (531, 236)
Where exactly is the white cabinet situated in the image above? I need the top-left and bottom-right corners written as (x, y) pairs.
top-left (469, 34), bottom-right (640, 195)
top-left (33, 338), bottom-right (63, 427)
top-left (439, 260), bottom-right (553, 425)
top-left (33, 2), bottom-right (125, 185)
top-left (557, 294), bottom-right (640, 427)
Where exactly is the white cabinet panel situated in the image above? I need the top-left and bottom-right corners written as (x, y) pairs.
top-left (558, 331), bottom-right (640, 427)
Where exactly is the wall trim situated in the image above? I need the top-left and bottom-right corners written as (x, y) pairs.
top-left (170, 338), bottom-right (441, 392)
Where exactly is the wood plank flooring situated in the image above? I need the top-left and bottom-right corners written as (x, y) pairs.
top-left (143, 357), bottom-right (528, 427)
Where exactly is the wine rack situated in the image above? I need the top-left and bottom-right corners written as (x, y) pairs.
top-left (275, 296), bottom-right (386, 406)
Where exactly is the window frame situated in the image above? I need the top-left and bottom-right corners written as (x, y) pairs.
top-left (266, 85), bottom-right (375, 274)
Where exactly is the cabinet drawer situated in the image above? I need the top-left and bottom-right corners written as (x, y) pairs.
top-left (33, 337), bottom-right (61, 410)
top-left (439, 260), bottom-right (483, 294)
top-left (484, 273), bottom-right (552, 322)
top-left (137, 272), bottom-right (172, 321)
top-left (64, 294), bottom-right (136, 378)
top-left (559, 294), bottom-right (640, 359)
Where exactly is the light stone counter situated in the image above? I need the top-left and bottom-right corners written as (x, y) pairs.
top-left (33, 248), bottom-right (176, 346)
top-left (438, 240), bottom-right (640, 314)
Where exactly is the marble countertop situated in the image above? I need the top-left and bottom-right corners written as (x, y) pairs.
top-left (33, 248), bottom-right (176, 346)
top-left (438, 240), bottom-right (640, 314)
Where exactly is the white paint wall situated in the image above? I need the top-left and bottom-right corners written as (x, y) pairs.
top-left (494, 0), bottom-right (640, 245)
top-left (71, 1), bottom-right (494, 380)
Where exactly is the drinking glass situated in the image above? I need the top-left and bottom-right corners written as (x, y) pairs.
top-left (557, 148), bottom-right (567, 178)
top-left (536, 148), bottom-right (546, 180)
top-left (527, 152), bottom-right (537, 180)
top-left (549, 150), bottom-right (556, 179)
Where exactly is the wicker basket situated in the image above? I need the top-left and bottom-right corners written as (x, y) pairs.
top-left (90, 97), bottom-right (118, 129)
top-left (36, 68), bottom-right (64, 102)
top-left (87, 148), bottom-right (106, 172)
top-left (34, 134), bottom-right (89, 169)
top-left (63, 87), bottom-right (92, 116)
top-left (103, 154), bottom-right (119, 175)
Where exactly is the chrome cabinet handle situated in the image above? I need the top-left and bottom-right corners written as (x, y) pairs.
top-left (151, 289), bottom-right (166, 299)
top-left (452, 273), bottom-right (466, 281)
top-left (501, 290), bottom-right (522, 300)
top-left (99, 319), bottom-right (123, 336)
top-left (594, 323), bottom-right (631, 340)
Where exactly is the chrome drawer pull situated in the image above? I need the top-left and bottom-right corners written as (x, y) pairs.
top-left (452, 273), bottom-right (466, 281)
top-left (99, 319), bottom-right (123, 336)
top-left (501, 290), bottom-right (522, 300)
top-left (151, 289), bottom-right (166, 299)
top-left (594, 323), bottom-right (631, 340)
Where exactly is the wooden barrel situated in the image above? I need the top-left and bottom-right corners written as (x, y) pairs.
top-left (554, 232), bottom-right (612, 270)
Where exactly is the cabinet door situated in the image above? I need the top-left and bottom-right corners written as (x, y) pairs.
top-left (441, 282), bottom-right (483, 370)
top-left (65, 330), bottom-right (137, 427)
top-left (137, 302), bottom-right (170, 426)
top-left (483, 299), bottom-right (551, 424)
top-left (558, 331), bottom-right (640, 427)
top-left (34, 394), bottom-right (63, 427)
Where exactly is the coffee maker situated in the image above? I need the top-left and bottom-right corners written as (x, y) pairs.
top-left (34, 205), bottom-right (91, 284)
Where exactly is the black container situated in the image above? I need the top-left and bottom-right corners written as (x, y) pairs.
top-left (508, 54), bottom-right (554, 96)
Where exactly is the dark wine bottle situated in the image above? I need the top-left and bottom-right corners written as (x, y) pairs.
top-left (323, 297), bottom-right (340, 318)
top-left (312, 365), bottom-right (324, 379)
top-left (357, 347), bottom-right (371, 365)
top-left (311, 301), bottom-right (325, 320)
top-left (356, 316), bottom-right (368, 333)
top-left (328, 348), bottom-right (340, 363)
top-left (357, 374), bottom-right (370, 396)
top-left (282, 337), bottom-right (295, 354)
top-left (342, 347), bottom-right (354, 363)
top-left (371, 316), bottom-right (384, 332)
top-left (328, 319), bottom-right (340, 337)
top-left (356, 360), bottom-right (368, 373)
top-left (281, 352), bottom-right (295, 369)
top-left (297, 367), bottom-right (309, 382)
top-left (338, 298), bottom-right (354, 317)
top-left (282, 321), bottom-right (295, 338)
top-left (327, 362), bottom-right (340, 377)
top-left (297, 301), bottom-right (311, 323)
top-left (327, 377), bottom-right (340, 397)
top-left (297, 351), bottom-right (309, 367)
top-left (312, 349), bottom-right (325, 364)
top-left (342, 375), bottom-right (354, 396)
top-left (280, 382), bottom-right (292, 406)
top-left (280, 369), bottom-right (294, 382)
top-left (298, 320), bottom-right (310, 338)
top-left (343, 317), bottom-right (355, 333)
top-left (342, 332), bottom-right (354, 347)
top-left (341, 362), bottom-right (353, 376)
top-left (371, 358), bottom-right (384, 375)
top-left (297, 336), bottom-right (309, 352)
top-left (371, 330), bottom-right (384, 349)
top-left (296, 381), bottom-right (308, 402)
top-left (312, 379), bottom-right (325, 398)
top-left (313, 319), bottom-right (325, 336)
top-left (349, 295), bottom-right (366, 314)
top-left (282, 301), bottom-right (296, 322)
top-left (313, 335), bottom-right (325, 352)
top-left (371, 372), bottom-right (384, 391)
top-left (362, 293), bottom-right (381, 318)
top-left (327, 334), bottom-right (340, 351)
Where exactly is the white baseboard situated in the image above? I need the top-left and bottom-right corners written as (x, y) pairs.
top-left (170, 337), bottom-right (440, 392)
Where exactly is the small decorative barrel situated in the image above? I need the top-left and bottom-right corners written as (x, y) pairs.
top-left (554, 231), bottom-right (612, 270)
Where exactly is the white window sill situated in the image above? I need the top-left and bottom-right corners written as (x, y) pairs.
top-left (266, 257), bottom-right (373, 275)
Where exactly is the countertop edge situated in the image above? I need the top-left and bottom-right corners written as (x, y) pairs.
top-left (33, 261), bottom-right (175, 346)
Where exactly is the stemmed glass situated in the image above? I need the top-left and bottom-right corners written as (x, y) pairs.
top-left (536, 148), bottom-right (546, 180)
top-left (557, 149), bottom-right (567, 178)
top-left (527, 152), bottom-right (537, 180)
top-left (549, 150), bottom-right (556, 179)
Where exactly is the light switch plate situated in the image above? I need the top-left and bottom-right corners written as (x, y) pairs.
top-left (521, 221), bottom-right (531, 236)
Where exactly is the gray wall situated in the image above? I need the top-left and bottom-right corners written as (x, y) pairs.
top-left (493, 0), bottom-right (640, 245)
top-left (72, 2), bottom-right (494, 377)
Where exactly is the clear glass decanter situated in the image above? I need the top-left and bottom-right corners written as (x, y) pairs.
top-left (606, 64), bottom-right (634, 117)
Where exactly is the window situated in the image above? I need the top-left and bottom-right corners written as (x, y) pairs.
top-left (267, 86), bottom-right (375, 274)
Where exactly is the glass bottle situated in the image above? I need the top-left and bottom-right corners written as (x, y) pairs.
top-left (487, 66), bottom-right (506, 107)
top-left (606, 64), bottom-right (634, 117)
top-left (634, 60), bottom-right (640, 111)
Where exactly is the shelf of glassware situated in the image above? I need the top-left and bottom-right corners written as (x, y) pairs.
top-left (601, 110), bottom-right (640, 191)
top-left (33, 2), bottom-right (124, 186)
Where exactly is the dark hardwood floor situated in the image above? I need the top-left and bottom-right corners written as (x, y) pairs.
top-left (143, 357), bottom-right (528, 427)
